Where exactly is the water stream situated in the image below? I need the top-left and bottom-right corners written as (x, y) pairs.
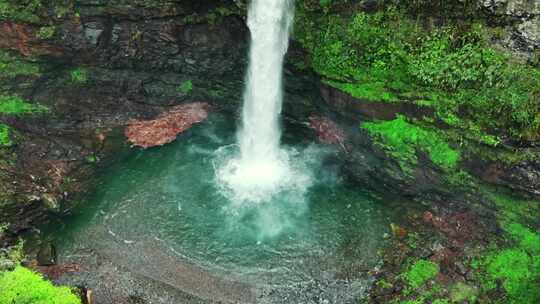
top-left (217, 0), bottom-right (301, 205)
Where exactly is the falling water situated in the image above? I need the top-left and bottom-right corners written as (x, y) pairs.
top-left (239, 0), bottom-right (294, 165)
top-left (217, 0), bottom-right (307, 205)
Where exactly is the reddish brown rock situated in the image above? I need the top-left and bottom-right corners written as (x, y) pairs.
top-left (309, 115), bottom-right (347, 150)
top-left (37, 263), bottom-right (82, 280)
top-left (125, 102), bottom-right (209, 148)
top-left (423, 210), bottom-right (478, 247)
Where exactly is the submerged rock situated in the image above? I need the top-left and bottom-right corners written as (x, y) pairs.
top-left (125, 102), bottom-right (209, 148)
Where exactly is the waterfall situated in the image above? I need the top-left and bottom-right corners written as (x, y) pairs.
top-left (239, 0), bottom-right (294, 167)
top-left (217, 0), bottom-right (300, 204)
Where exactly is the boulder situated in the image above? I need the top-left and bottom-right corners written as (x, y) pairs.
top-left (125, 102), bottom-right (209, 148)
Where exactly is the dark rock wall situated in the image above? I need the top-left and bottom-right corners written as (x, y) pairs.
top-left (0, 0), bottom-right (251, 233)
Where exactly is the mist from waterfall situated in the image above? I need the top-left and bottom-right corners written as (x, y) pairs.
top-left (216, 0), bottom-right (314, 210)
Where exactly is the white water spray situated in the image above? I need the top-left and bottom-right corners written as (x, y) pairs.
top-left (217, 0), bottom-right (307, 204)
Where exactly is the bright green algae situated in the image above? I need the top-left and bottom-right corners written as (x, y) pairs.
top-left (403, 260), bottom-right (439, 289)
top-left (362, 115), bottom-right (460, 171)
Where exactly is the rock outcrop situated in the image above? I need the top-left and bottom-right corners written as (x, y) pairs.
top-left (480, 0), bottom-right (540, 59)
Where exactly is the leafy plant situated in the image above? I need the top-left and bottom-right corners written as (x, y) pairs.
top-left (0, 266), bottom-right (81, 304)
top-left (0, 124), bottom-right (11, 147)
top-left (0, 0), bottom-right (43, 22)
top-left (37, 26), bottom-right (55, 40)
top-left (177, 80), bottom-right (193, 94)
top-left (409, 26), bottom-right (505, 90)
top-left (70, 67), bottom-right (88, 83)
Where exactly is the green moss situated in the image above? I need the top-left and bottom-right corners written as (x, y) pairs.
top-left (177, 80), bottom-right (193, 94)
top-left (70, 67), bottom-right (88, 83)
top-left (85, 155), bottom-right (97, 163)
top-left (0, 95), bottom-right (47, 114)
top-left (325, 79), bottom-right (398, 102)
top-left (403, 260), bottom-right (439, 289)
top-left (0, 51), bottom-right (40, 79)
top-left (506, 223), bottom-right (540, 253)
top-left (0, 124), bottom-right (11, 147)
top-left (37, 25), bottom-right (55, 40)
top-left (488, 191), bottom-right (540, 226)
top-left (0, 266), bottom-right (80, 304)
top-left (476, 248), bottom-right (540, 303)
top-left (362, 115), bottom-right (460, 171)
top-left (472, 190), bottom-right (540, 303)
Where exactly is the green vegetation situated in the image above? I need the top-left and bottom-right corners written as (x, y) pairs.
top-left (177, 79), bottom-right (193, 94)
top-left (37, 25), bottom-right (55, 40)
top-left (294, 4), bottom-right (540, 142)
top-left (0, 0), bottom-right (43, 22)
top-left (473, 224), bottom-right (540, 303)
top-left (0, 0), bottom-right (73, 22)
top-left (0, 228), bottom-right (80, 303)
top-left (0, 124), bottom-right (11, 147)
top-left (402, 259), bottom-right (439, 289)
top-left (0, 95), bottom-right (47, 114)
top-left (470, 191), bottom-right (540, 303)
top-left (70, 67), bottom-right (88, 83)
top-left (0, 266), bottom-right (81, 304)
top-left (0, 51), bottom-right (40, 79)
top-left (362, 115), bottom-right (460, 171)
top-left (86, 154), bottom-right (97, 163)
top-left (0, 228), bottom-right (23, 271)
top-left (449, 282), bottom-right (477, 303)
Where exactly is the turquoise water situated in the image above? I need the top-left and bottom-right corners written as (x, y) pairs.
top-left (46, 113), bottom-right (407, 302)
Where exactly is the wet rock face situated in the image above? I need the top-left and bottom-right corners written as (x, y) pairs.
top-left (479, 0), bottom-right (540, 58)
top-left (37, 243), bottom-right (57, 266)
top-left (319, 83), bottom-right (434, 122)
top-left (318, 82), bottom-right (540, 199)
top-left (492, 161), bottom-right (540, 195)
top-left (464, 156), bottom-right (540, 196)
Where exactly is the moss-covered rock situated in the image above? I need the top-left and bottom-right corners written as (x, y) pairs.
top-left (0, 266), bottom-right (81, 304)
